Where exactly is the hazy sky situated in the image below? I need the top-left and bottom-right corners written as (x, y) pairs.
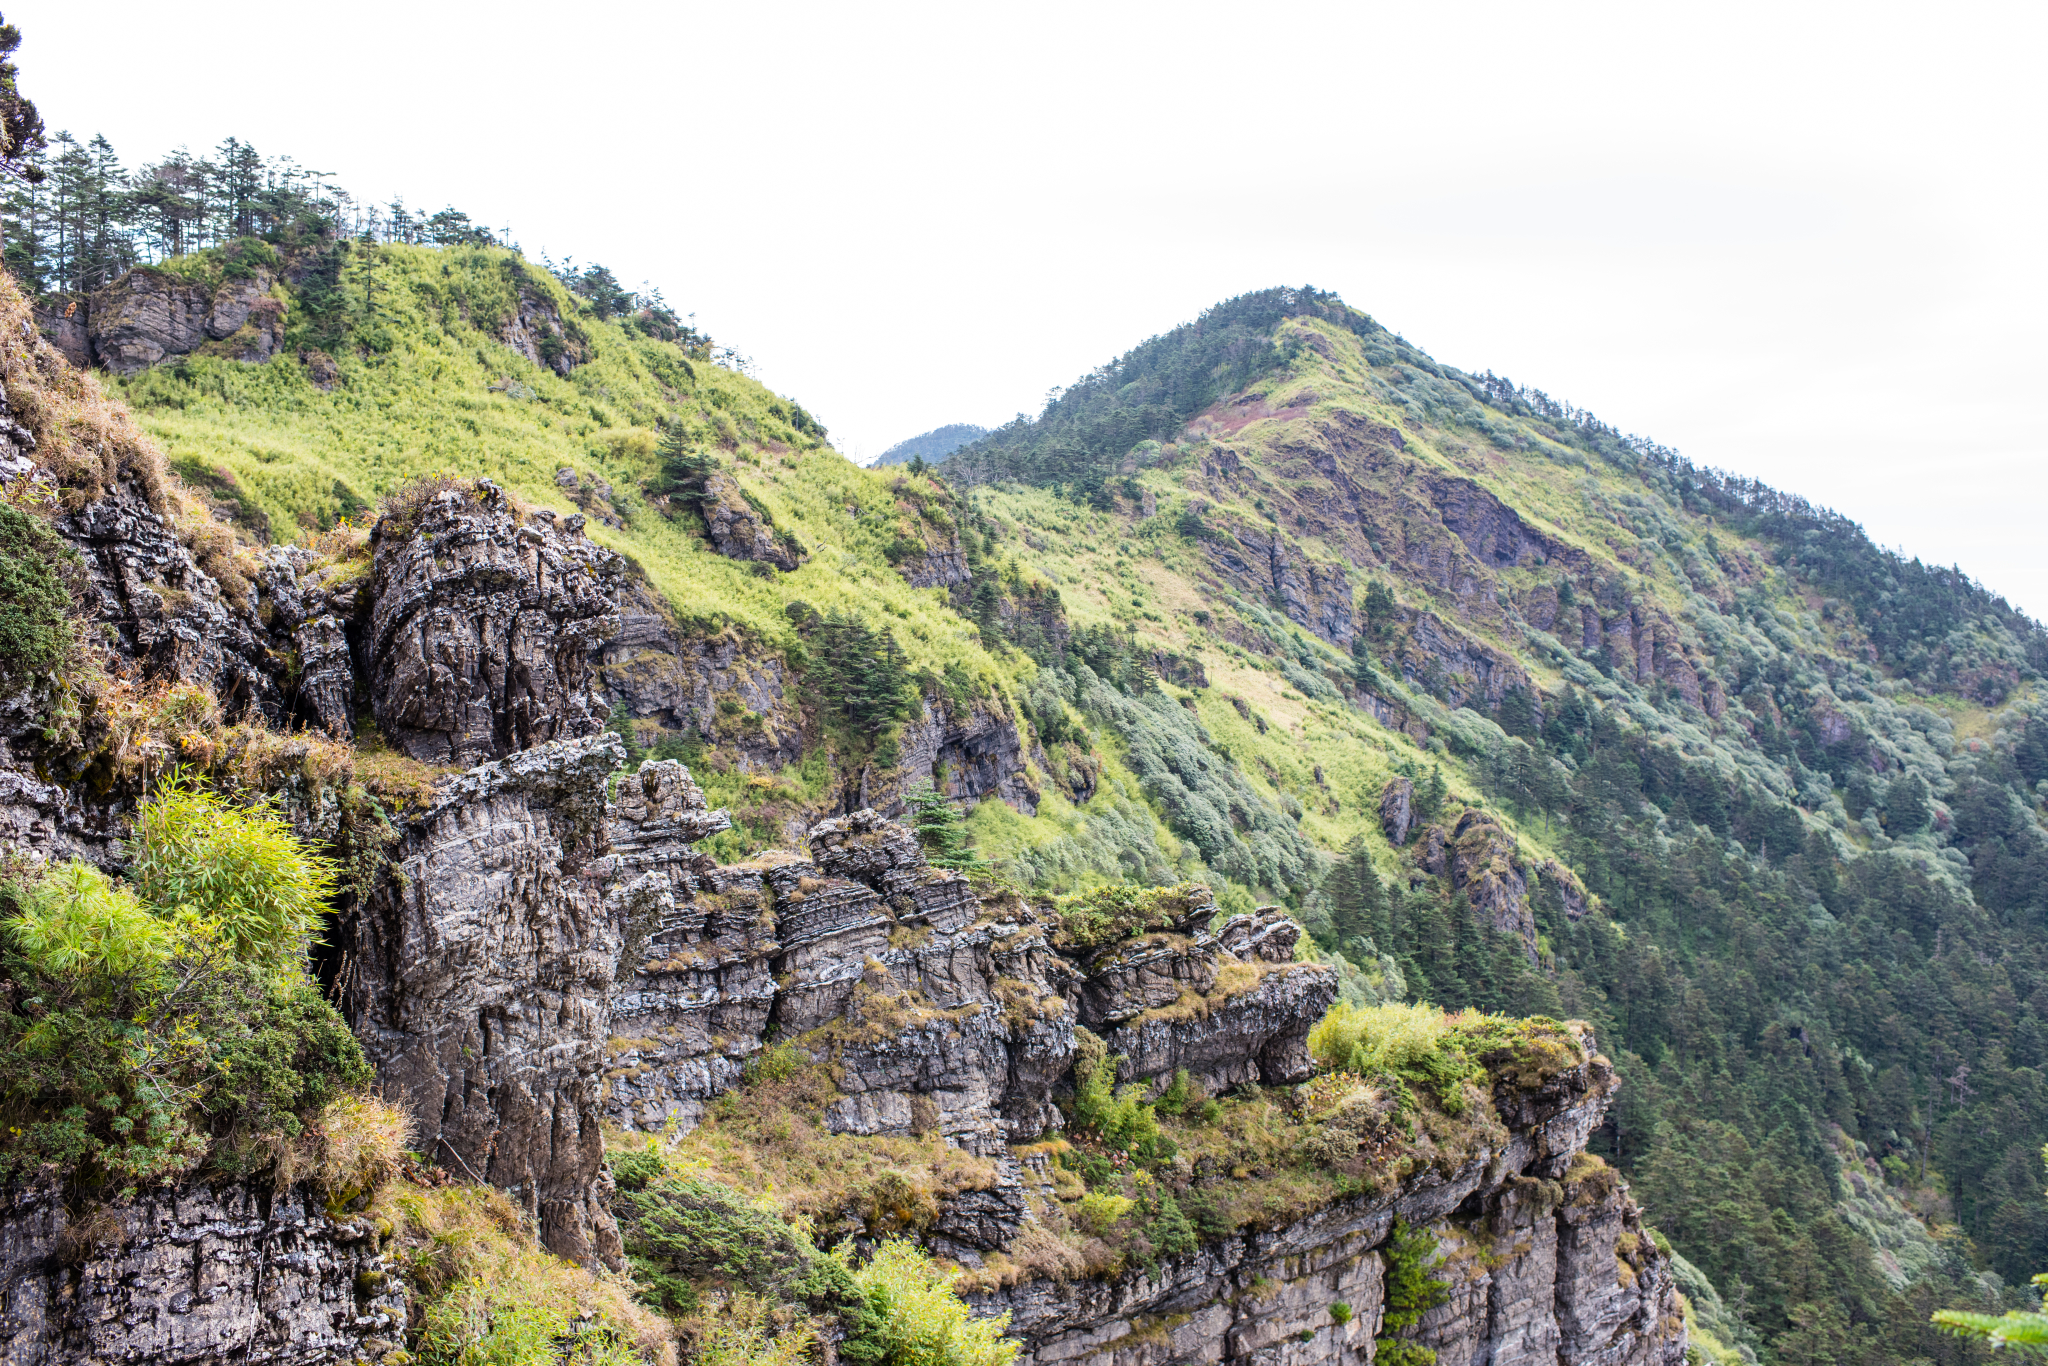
top-left (22, 1), bottom-right (2048, 615)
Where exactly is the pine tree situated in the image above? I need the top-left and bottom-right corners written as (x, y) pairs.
top-left (1321, 836), bottom-right (1385, 960)
top-left (905, 780), bottom-right (985, 872)
top-left (1376, 1217), bottom-right (1450, 1366)
top-left (1415, 765), bottom-right (1448, 824)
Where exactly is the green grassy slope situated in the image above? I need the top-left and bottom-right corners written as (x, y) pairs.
top-left (101, 252), bottom-right (2048, 1364)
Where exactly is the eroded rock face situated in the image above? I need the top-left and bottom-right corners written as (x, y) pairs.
top-left (701, 469), bottom-right (804, 570)
top-left (604, 808), bottom-right (1336, 1151)
top-left (973, 1043), bottom-right (1685, 1366)
top-left (597, 579), bottom-right (805, 771)
top-left (1379, 776), bottom-right (1415, 845)
top-left (83, 268), bottom-right (286, 375)
top-left (0, 1180), bottom-right (407, 1366)
top-left (343, 732), bottom-right (627, 1267)
top-left (887, 696), bottom-right (1041, 816)
top-left (368, 487), bottom-right (623, 765)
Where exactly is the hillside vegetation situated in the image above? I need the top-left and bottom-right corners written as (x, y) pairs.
top-left (26, 227), bottom-right (2048, 1366)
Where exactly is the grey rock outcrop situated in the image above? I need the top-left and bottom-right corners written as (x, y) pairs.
top-left (597, 579), bottom-right (806, 771)
top-left (0, 1181), bottom-right (407, 1366)
top-left (82, 268), bottom-right (286, 376)
top-left (342, 732), bottom-right (627, 1268)
top-left (883, 695), bottom-right (1041, 816)
top-left (1379, 776), bottom-right (1415, 845)
top-left (602, 806), bottom-right (1336, 1151)
top-left (368, 486), bottom-right (623, 765)
top-left (973, 1040), bottom-right (1684, 1366)
top-left (701, 469), bottom-right (804, 570)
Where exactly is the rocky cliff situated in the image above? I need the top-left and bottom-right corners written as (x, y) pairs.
top-left (0, 312), bottom-right (1685, 1365)
top-left (975, 1049), bottom-right (1683, 1366)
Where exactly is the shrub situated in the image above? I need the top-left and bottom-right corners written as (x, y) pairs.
top-left (611, 1140), bottom-right (667, 1193)
top-left (1375, 1217), bottom-right (1449, 1366)
top-left (131, 779), bottom-right (339, 968)
top-left (1051, 882), bottom-right (1201, 952)
top-left (1, 832), bottom-right (368, 1186)
top-left (0, 502), bottom-right (80, 692)
top-left (619, 1173), bottom-right (857, 1318)
top-left (385, 1184), bottom-right (673, 1366)
top-left (1330, 1302), bottom-right (1354, 1326)
top-left (1076, 1191), bottom-right (1135, 1236)
top-left (838, 1238), bottom-right (1018, 1366)
top-left (1308, 1001), bottom-right (1482, 1114)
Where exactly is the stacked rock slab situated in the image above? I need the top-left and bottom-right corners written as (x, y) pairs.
top-left (971, 1042), bottom-right (1685, 1366)
top-left (599, 806), bottom-right (1342, 1161)
top-left (0, 1181), bottom-right (407, 1366)
top-left (342, 732), bottom-right (628, 1267)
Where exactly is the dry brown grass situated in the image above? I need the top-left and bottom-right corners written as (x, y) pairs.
top-left (648, 1058), bottom-right (998, 1247)
top-left (370, 1181), bottom-right (676, 1366)
top-left (0, 272), bottom-right (171, 513)
top-left (313, 1094), bottom-right (413, 1203)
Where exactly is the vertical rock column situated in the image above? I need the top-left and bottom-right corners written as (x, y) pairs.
top-left (344, 732), bottom-right (627, 1266)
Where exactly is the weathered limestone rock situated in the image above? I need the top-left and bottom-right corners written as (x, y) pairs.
top-left (1379, 776), bottom-right (1415, 845)
top-left (598, 579), bottom-right (806, 771)
top-left (343, 732), bottom-right (627, 1266)
top-left (83, 267), bottom-right (286, 375)
top-left (974, 1040), bottom-right (1684, 1366)
top-left (889, 695), bottom-right (1041, 816)
top-left (0, 1180), bottom-right (407, 1366)
top-left (701, 469), bottom-right (804, 570)
top-left (1447, 809), bottom-right (1535, 959)
top-left (368, 486), bottom-right (623, 765)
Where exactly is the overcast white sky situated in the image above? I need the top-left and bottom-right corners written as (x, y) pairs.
top-left (21, 1), bottom-right (2048, 615)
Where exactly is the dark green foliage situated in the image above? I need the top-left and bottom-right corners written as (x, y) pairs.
top-left (1376, 1217), bottom-right (1449, 1366)
top-left (1320, 837), bottom-right (1387, 963)
top-left (649, 425), bottom-right (716, 504)
top-left (947, 287), bottom-right (1382, 490)
top-left (903, 781), bottom-right (986, 872)
top-left (1148, 1191), bottom-right (1197, 1260)
top-left (0, 864), bottom-right (369, 1185)
top-left (1361, 580), bottom-right (1398, 640)
top-left (1886, 771), bottom-right (1933, 834)
top-left (0, 502), bottom-right (75, 690)
top-left (1413, 765), bottom-right (1447, 825)
top-left (610, 1143), bottom-right (666, 1193)
top-left (618, 1174), bottom-right (859, 1318)
top-left (792, 608), bottom-right (915, 746)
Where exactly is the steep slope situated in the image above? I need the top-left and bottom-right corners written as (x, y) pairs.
top-left (27, 251), bottom-right (2046, 1365)
top-left (0, 298), bottom-right (1680, 1366)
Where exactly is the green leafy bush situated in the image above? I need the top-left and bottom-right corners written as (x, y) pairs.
top-left (1051, 882), bottom-right (1201, 953)
top-left (131, 779), bottom-right (339, 968)
top-left (619, 1173), bottom-right (857, 1319)
top-left (838, 1238), bottom-right (1018, 1366)
top-left (1308, 1002), bottom-right (1484, 1114)
top-left (0, 857), bottom-right (368, 1186)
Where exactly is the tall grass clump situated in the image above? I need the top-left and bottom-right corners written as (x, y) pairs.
top-left (1308, 1002), bottom-right (1482, 1114)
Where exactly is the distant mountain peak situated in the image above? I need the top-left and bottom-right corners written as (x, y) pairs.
top-left (873, 422), bottom-right (988, 466)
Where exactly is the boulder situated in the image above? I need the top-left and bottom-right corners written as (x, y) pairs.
top-left (367, 486), bottom-right (623, 765)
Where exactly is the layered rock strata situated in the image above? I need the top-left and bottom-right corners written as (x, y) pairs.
top-left (974, 1045), bottom-right (1684, 1366)
top-left (342, 732), bottom-right (628, 1267)
top-left (0, 1181), bottom-right (406, 1366)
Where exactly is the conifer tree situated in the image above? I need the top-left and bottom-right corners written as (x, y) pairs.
top-left (904, 780), bottom-right (985, 872)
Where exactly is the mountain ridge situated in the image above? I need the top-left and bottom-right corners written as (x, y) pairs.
top-left (7, 245), bottom-right (2043, 1366)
